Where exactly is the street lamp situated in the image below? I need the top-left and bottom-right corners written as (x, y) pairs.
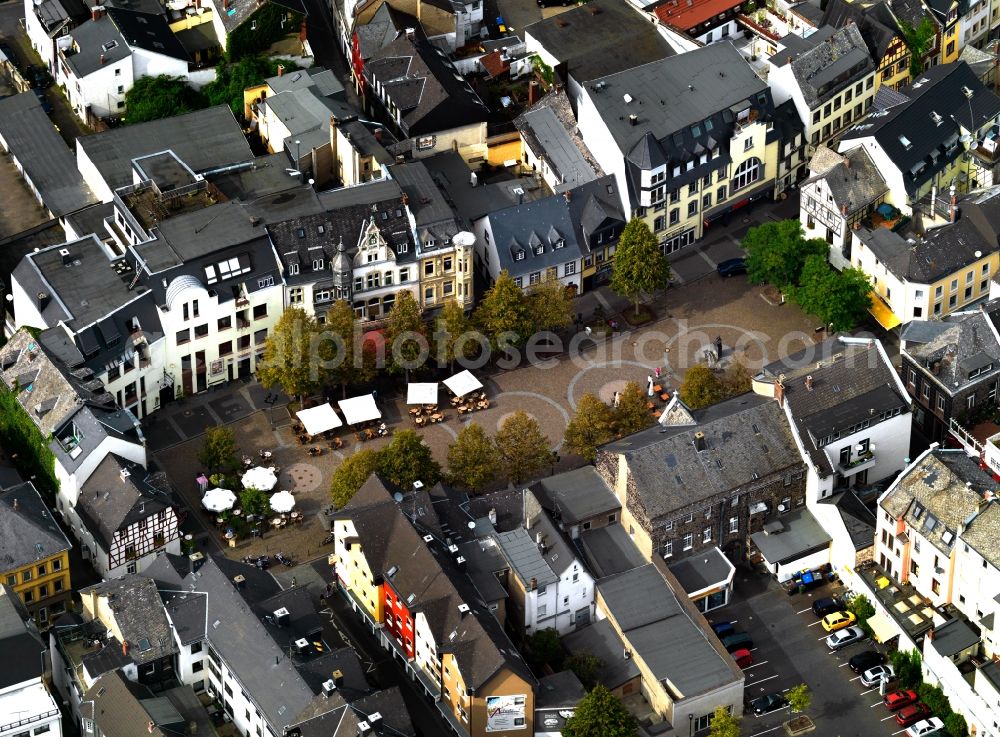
top-left (688, 713), bottom-right (693, 737)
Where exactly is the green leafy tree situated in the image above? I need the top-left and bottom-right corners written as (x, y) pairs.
top-left (786, 683), bottom-right (812, 713)
top-left (680, 365), bottom-right (724, 409)
top-left (330, 449), bottom-right (380, 508)
top-left (446, 422), bottom-right (497, 493)
top-left (239, 486), bottom-right (270, 518)
top-left (889, 649), bottom-right (922, 690)
top-left (225, 4), bottom-right (300, 61)
top-left (494, 410), bottom-right (551, 484)
top-left (917, 683), bottom-right (951, 717)
top-left (257, 307), bottom-right (318, 401)
top-left (0, 385), bottom-right (58, 494)
top-left (317, 300), bottom-right (374, 399)
top-left (742, 220), bottom-right (827, 289)
top-left (944, 712), bottom-right (968, 737)
top-left (721, 358), bottom-right (753, 398)
top-left (528, 277), bottom-right (573, 332)
top-left (474, 271), bottom-right (535, 350)
top-left (792, 256), bottom-right (872, 332)
top-left (612, 381), bottom-right (652, 437)
top-left (384, 290), bottom-right (426, 377)
top-left (203, 56), bottom-right (299, 116)
top-left (899, 17), bottom-right (936, 77)
top-left (123, 75), bottom-right (206, 124)
top-left (435, 298), bottom-right (473, 370)
top-left (847, 594), bottom-right (876, 637)
top-left (565, 653), bottom-right (603, 691)
top-left (376, 429), bottom-right (441, 490)
top-left (610, 218), bottom-right (672, 316)
top-left (198, 426), bottom-right (239, 474)
top-left (707, 706), bottom-right (741, 737)
top-left (563, 685), bottom-right (637, 737)
top-left (564, 393), bottom-right (616, 461)
top-left (525, 628), bottom-right (565, 674)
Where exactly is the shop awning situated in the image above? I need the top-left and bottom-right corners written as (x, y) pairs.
top-left (868, 292), bottom-right (901, 330)
top-left (407, 382), bottom-right (439, 405)
top-left (339, 394), bottom-right (381, 425)
top-left (296, 403), bottom-right (343, 435)
top-left (868, 610), bottom-right (899, 644)
top-left (444, 370), bottom-right (483, 398)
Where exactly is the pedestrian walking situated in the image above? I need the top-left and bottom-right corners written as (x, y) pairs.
top-left (654, 367), bottom-right (662, 380)
top-left (291, 576), bottom-right (297, 587)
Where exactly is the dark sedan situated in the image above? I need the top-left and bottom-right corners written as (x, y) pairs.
top-left (717, 257), bottom-right (747, 277)
top-left (848, 650), bottom-right (886, 673)
top-left (751, 693), bottom-right (788, 716)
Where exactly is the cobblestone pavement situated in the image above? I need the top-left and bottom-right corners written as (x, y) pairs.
top-left (152, 276), bottom-right (824, 564)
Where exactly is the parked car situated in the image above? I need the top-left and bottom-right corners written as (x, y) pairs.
top-left (849, 650), bottom-right (886, 673)
top-left (860, 664), bottom-right (896, 687)
top-left (812, 596), bottom-right (844, 617)
top-left (712, 622), bottom-right (735, 638)
top-left (826, 625), bottom-right (865, 650)
top-left (32, 89), bottom-right (52, 114)
top-left (906, 716), bottom-right (944, 737)
top-left (537, 0), bottom-right (572, 6)
top-left (884, 689), bottom-right (919, 711)
top-left (821, 611), bottom-right (857, 632)
top-left (25, 65), bottom-right (52, 89)
top-left (721, 632), bottom-right (753, 653)
top-left (896, 703), bottom-right (933, 727)
top-left (717, 257), bottom-right (747, 277)
top-left (750, 693), bottom-right (788, 716)
top-left (731, 648), bottom-right (753, 669)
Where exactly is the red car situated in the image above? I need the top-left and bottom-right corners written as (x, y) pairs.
top-left (895, 703), bottom-right (932, 727)
top-left (884, 690), bottom-right (918, 711)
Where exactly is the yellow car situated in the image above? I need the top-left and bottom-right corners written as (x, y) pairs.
top-left (822, 611), bottom-right (857, 632)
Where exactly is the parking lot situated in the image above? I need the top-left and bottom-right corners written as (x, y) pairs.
top-left (710, 569), bottom-right (908, 737)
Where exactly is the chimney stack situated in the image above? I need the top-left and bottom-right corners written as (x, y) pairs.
top-left (840, 204), bottom-right (847, 216)
top-left (277, 64), bottom-right (284, 76)
top-left (628, 114), bottom-right (638, 126)
top-left (100, 53), bottom-right (106, 65)
top-left (92, 5), bottom-right (104, 20)
top-left (774, 376), bottom-right (786, 407)
top-left (805, 374), bottom-right (814, 391)
top-left (564, 189), bottom-right (572, 203)
top-left (693, 431), bottom-right (707, 451)
top-left (374, 127), bottom-right (383, 142)
top-left (950, 182), bottom-right (958, 222)
top-left (528, 80), bottom-right (539, 107)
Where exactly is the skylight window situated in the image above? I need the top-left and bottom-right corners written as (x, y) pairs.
top-left (102, 40), bottom-right (118, 52)
top-left (899, 135), bottom-right (912, 150)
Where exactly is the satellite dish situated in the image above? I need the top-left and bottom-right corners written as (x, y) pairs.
top-left (392, 492), bottom-right (404, 503)
top-left (777, 504), bottom-right (787, 512)
top-left (467, 520), bottom-right (476, 529)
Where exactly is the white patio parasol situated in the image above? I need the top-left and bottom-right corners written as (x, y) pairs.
top-left (443, 369), bottom-right (483, 398)
top-left (242, 466), bottom-right (278, 491)
top-left (407, 382), bottom-right (439, 405)
top-left (269, 490), bottom-right (296, 514)
top-left (202, 487), bottom-right (236, 512)
top-left (296, 402), bottom-right (343, 435)
top-left (338, 394), bottom-right (382, 425)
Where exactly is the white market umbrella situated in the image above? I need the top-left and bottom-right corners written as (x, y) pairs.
top-left (338, 394), bottom-right (381, 425)
top-left (202, 487), bottom-right (236, 513)
top-left (407, 382), bottom-right (439, 405)
top-left (296, 402), bottom-right (343, 435)
top-left (270, 490), bottom-right (296, 514)
top-left (242, 466), bottom-right (278, 491)
top-left (443, 369), bottom-right (483, 398)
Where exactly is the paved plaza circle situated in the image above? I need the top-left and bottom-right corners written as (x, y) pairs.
top-left (598, 379), bottom-right (630, 404)
top-left (280, 462), bottom-right (322, 492)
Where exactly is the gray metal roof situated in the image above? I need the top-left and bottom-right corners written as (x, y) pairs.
top-left (0, 92), bottom-right (97, 217)
top-left (0, 482), bottom-right (71, 573)
top-left (749, 507), bottom-right (831, 565)
top-left (668, 546), bottom-right (734, 595)
top-left (0, 585), bottom-right (45, 689)
top-left (495, 527), bottom-right (559, 587)
top-left (597, 564), bottom-right (740, 697)
top-left (77, 106), bottom-right (252, 192)
top-left (516, 106), bottom-right (598, 193)
top-left (537, 466), bottom-right (619, 525)
top-left (929, 617), bottom-right (980, 657)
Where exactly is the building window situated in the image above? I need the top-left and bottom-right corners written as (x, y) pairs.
top-left (22, 570), bottom-right (32, 583)
top-left (732, 157), bottom-right (762, 191)
top-left (729, 517), bottom-right (739, 533)
top-left (217, 316), bottom-right (232, 330)
top-left (703, 527), bottom-right (712, 543)
top-left (687, 201), bottom-right (698, 217)
top-left (717, 185), bottom-right (727, 201)
top-left (176, 329), bottom-right (190, 345)
top-left (529, 272), bottom-right (541, 285)
top-left (288, 287), bottom-right (303, 304)
top-left (194, 324), bottom-right (208, 338)
top-left (669, 209), bottom-right (679, 225)
top-left (663, 541), bottom-right (673, 558)
top-left (253, 304), bottom-right (267, 319)
top-left (564, 261), bottom-right (576, 276)
top-left (683, 533), bottom-right (693, 550)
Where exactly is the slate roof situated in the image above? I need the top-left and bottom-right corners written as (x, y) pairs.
top-left (524, 0), bottom-right (676, 85)
top-left (802, 144), bottom-right (888, 214)
top-left (0, 585), bottom-right (46, 689)
top-left (841, 63), bottom-right (1000, 196)
top-left (819, 489), bottom-right (877, 550)
top-left (957, 499), bottom-right (1000, 571)
top-left (147, 554), bottom-right (331, 732)
top-left (903, 300), bottom-right (1000, 395)
top-left (107, 8), bottom-right (189, 60)
top-left (596, 564), bottom-right (741, 697)
top-left (387, 159), bottom-right (462, 244)
top-left (516, 106), bottom-right (599, 193)
top-left (821, 0), bottom-right (901, 61)
top-left (363, 32), bottom-right (488, 136)
top-left (206, 0), bottom-right (304, 36)
top-left (778, 24), bottom-right (875, 108)
top-left (535, 466), bottom-right (620, 525)
top-left (63, 14), bottom-right (130, 78)
top-left (0, 482), bottom-right (71, 574)
top-left (0, 93), bottom-right (97, 216)
top-left (83, 671), bottom-right (166, 737)
top-left (761, 338), bottom-right (908, 477)
top-left (599, 394), bottom-right (803, 527)
top-left (880, 449), bottom-right (988, 557)
top-left (80, 576), bottom-right (177, 665)
top-left (337, 475), bottom-right (534, 691)
top-left (77, 454), bottom-right (175, 550)
top-left (77, 106), bottom-right (252, 193)
top-left (32, 0), bottom-right (89, 35)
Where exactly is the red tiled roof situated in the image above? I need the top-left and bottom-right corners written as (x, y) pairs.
top-left (480, 50), bottom-right (510, 79)
top-left (653, 0), bottom-right (743, 32)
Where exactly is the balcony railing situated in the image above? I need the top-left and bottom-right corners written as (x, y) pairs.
top-left (838, 451), bottom-right (876, 476)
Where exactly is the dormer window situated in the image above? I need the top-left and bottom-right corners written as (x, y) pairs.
top-left (514, 250), bottom-right (525, 261)
top-left (296, 228), bottom-right (306, 238)
top-left (554, 239), bottom-right (565, 249)
top-left (535, 245), bottom-right (544, 255)
top-left (312, 258), bottom-right (324, 271)
top-left (369, 234), bottom-right (378, 246)
top-left (289, 263), bottom-right (299, 275)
